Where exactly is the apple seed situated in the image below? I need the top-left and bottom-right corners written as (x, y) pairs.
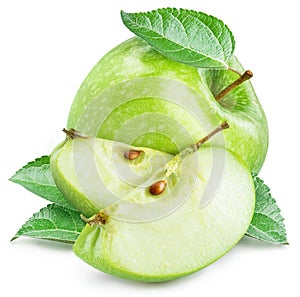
top-left (124, 149), bottom-right (143, 160)
top-left (149, 180), bottom-right (167, 195)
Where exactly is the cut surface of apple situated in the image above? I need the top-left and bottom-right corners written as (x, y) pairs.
top-left (67, 37), bottom-right (268, 173)
top-left (50, 135), bottom-right (173, 217)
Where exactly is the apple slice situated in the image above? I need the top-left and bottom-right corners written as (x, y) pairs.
top-left (72, 147), bottom-right (254, 282)
top-left (50, 130), bottom-right (174, 217)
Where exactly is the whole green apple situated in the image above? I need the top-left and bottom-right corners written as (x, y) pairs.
top-left (67, 37), bottom-right (268, 173)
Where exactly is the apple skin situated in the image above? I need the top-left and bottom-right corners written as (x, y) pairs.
top-left (67, 37), bottom-right (268, 173)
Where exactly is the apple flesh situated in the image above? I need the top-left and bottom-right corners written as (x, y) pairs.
top-left (50, 133), bottom-right (173, 217)
top-left (67, 37), bottom-right (268, 174)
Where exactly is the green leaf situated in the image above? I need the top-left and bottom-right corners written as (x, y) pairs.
top-left (246, 176), bottom-right (288, 244)
top-left (9, 156), bottom-right (75, 210)
top-left (12, 204), bottom-right (85, 243)
top-left (121, 8), bottom-right (235, 69)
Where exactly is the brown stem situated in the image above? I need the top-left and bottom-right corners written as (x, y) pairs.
top-left (215, 70), bottom-right (253, 101)
top-left (178, 122), bottom-right (230, 159)
top-left (149, 122), bottom-right (230, 196)
top-left (62, 128), bottom-right (88, 139)
top-left (194, 121), bottom-right (230, 150)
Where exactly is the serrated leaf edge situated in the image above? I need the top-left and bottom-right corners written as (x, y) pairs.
top-left (246, 176), bottom-right (288, 244)
top-left (121, 8), bottom-right (234, 69)
top-left (11, 204), bottom-right (85, 243)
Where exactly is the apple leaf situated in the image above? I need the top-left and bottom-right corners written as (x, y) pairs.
top-left (11, 204), bottom-right (85, 243)
top-left (121, 8), bottom-right (235, 69)
top-left (9, 156), bottom-right (76, 210)
top-left (246, 176), bottom-right (288, 244)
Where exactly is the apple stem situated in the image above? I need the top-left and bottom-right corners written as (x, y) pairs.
top-left (195, 121), bottom-right (230, 150)
top-left (215, 70), bottom-right (253, 101)
top-left (62, 128), bottom-right (89, 139)
top-left (80, 211), bottom-right (109, 226)
top-left (149, 122), bottom-right (230, 196)
top-left (179, 121), bottom-right (230, 158)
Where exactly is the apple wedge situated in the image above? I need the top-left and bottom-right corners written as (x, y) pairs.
top-left (72, 146), bottom-right (254, 282)
top-left (50, 130), bottom-right (173, 217)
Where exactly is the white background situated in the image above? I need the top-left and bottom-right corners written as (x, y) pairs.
top-left (1, 0), bottom-right (299, 296)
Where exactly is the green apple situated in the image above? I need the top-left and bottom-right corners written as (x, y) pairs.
top-left (50, 126), bottom-right (255, 281)
top-left (67, 37), bottom-right (268, 174)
